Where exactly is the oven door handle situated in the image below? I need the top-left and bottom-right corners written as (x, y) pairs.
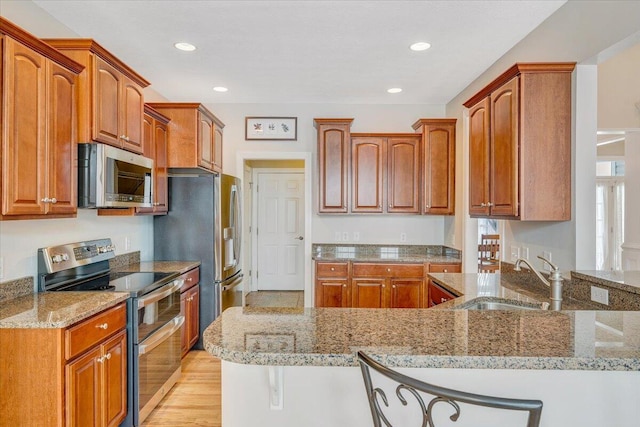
top-left (137, 279), bottom-right (183, 309)
top-left (138, 315), bottom-right (185, 355)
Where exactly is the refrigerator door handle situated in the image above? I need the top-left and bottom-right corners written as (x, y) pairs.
top-left (230, 184), bottom-right (241, 268)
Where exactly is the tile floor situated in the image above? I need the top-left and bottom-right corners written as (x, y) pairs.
top-left (245, 290), bottom-right (304, 308)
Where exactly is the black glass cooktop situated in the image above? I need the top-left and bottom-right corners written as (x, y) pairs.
top-left (55, 271), bottom-right (177, 296)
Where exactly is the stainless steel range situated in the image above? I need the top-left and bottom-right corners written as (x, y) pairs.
top-left (38, 238), bottom-right (184, 426)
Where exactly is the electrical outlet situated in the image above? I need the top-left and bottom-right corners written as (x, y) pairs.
top-left (0, 256), bottom-right (4, 279)
top-left (334, 231), bottom-right (341, 242)
top-left (124, 237), bottom-right (131, 251)
top-left (342, 231), bottom-right (349, 242)
top-left (591, 286), bottom-right (609, 305)
top-left (542, 251), bottom-right (552, 271)
top-left (522, 246), bottom-right (530, 260)
top-left (353, 232), bottom-right (360, 242)
top-left (400, 233), bottom-right (407, 242)
top-left (510, 246), bottom-right (520, 261)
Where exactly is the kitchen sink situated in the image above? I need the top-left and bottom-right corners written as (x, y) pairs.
top-left (455, 298), bottom-right (547, 311)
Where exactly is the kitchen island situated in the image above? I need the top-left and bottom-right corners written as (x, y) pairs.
top-left (204, 273), bottom-right (640, 427)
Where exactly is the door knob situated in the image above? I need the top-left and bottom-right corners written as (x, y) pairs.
top-left (294, 236), bottom-right (304, 240)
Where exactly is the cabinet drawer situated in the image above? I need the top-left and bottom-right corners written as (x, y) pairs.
top-left (428, 281), bottom-right (458, 307)
top-left (180, 267), bottom-right (200, 292)
top-left (316, 262), bottom-right (348, 278)
top-left (65, 303), bottom-right (127, 360)
top-left (429, 263), bottom-right (461, 273)
top-left (352, 263), bottom-right (424, 278)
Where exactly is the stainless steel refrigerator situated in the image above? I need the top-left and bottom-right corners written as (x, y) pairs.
top-left (154, 174), bottom-right (243, 348)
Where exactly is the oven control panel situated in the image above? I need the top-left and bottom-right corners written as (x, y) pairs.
top-left (38, 238), bottom-right (116, 274)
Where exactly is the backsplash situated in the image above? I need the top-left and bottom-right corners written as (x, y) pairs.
top-left (0, 276), bottom-right (34, 303)
top-left (313, 244), bottom-right (461, 259)
top-left (109, 251), bottom-right (141, 270)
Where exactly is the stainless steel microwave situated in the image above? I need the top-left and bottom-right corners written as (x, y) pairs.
top-left (78, 143), bottom-right (153, 208)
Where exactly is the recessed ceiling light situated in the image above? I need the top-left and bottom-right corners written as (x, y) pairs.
top-left (410, 42), bottom-right (431, 51)
top-left (174, 42), bottom-right (196, 52)
top-left (213, 86), bottom-right (228, 92)
top-left (387, 88), bottom-right (402, 94)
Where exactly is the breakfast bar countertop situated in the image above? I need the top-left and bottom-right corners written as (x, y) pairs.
top-left (204, 273), bottom-right (640, 371)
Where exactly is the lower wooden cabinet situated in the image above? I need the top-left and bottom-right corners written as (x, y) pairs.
top-left (180, 267), bottom-right (201, 357)
top-left (66, 330), bottom-right (127, 427)
top-left (315, 261), bottom-right (438, 308)
top-left (426, 263), bottom-right (462, 307)
top-left (0, 302), bottom-right (127, 426)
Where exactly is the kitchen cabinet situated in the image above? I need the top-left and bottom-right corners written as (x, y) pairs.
top-left (0, 19), bottom-right (83, 220)
top-left (463, 63), bottom-right (575, 220)
top-left (351, 134), bottom-right (420, 214)
top-left (351, 263), bottom-right (424, 308)
top-left (179, 267), bottom-right (201, 357)
top-left (412, 119), bottom-right (456, 215)
top-left (146, 103), bottom-right (224, 173)
top-left (136, 105), bottom-right (170, 215)
top-left (314, 118), bottom-right (353, 213)
top-left (44, 38), bottom-right (150, 154)
top-left (0, 302), bottom-right (127, 426)
top-left (315, 262), bottom-right (351, 307)
top-left (426, 263), bottom-right (462, 307)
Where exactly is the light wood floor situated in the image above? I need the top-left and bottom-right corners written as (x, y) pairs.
top-left (245, 290), bottom-right (304, 308)
top-left (142, 351), bottom-right (221, 427)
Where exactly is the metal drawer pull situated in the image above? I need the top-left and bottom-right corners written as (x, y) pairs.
top-left (139, 316), bottom-right (185, 355)
top-left (96, 323), bottom-right (108, 330)
top-left (138, 280), bottom-right (183, 308)
top-left (331, 267), bottom-right (335, 271)
top-left (96, 353), bottom-right (111, 363)
top-left (441, 297), bottom-right (447, 303)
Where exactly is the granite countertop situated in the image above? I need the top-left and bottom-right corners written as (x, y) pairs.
top-left (0, 292), bottom-right (129, 329)
top-left (204, 272), bottom-right (640, 371)
top-left (572, 270), bottom-right (640, 295)
top-left (113, 260), bottom-right (201, 275)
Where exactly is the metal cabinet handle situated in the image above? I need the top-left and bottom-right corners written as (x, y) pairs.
top-left (487, 202), bottom-right (494, 207)
top-left (382, 284), bottom-right (385, 288)
top-left (41, 197), bottom-right (57, 203)
top-left (388, 204), bottom-right (392, 208)
top-left (187, 277), bottom-right (193, 282)
top-left (96, 323), bottom-right (108, 330)
top-left (294, 236), bottom-right (304, 240)
top-left (331, 267), bottom-right (335, 271)
top-left (343, 284), bottom-right (347, 288)
top-left (441, 297), bottom-right (447, 303)
top-left (425, 205), bottom-right (430, 209)
top-left (444, 269), bottom-right (448, 273)
top-left (480, 203), bottom-right (487, 207)
top-left (104, 352), bottom-right (111, 360)
top-left (387, 268), bottom-right (391, 272)
top-left (392, 285), bottom-right (396, 289)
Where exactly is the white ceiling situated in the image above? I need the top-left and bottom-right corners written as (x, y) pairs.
top-left (33, 0), bottom-right (565, 104)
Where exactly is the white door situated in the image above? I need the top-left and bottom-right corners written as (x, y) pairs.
top-left (256, 172), bottom-right (305, 290)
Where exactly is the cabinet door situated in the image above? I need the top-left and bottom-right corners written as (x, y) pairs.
top-left (187, 286), bottom-right (200, 351)
top-left (389, 278), bottom-right (422, 308)
top-left (154, 121), bottom-right (169, 213)
top-left (66, 347), bottom-right (102, 427)
top-left (102, 331), bottom-right (127, 427)
top-left (387, 137), bottom-right (420, 213)
top-left (428, 263), bottom-right (461, 273)
top-left (315, 279), bottom-right (350, 307)
top-left (198, 111), bottom-right (214, 170)
top-left (2, 37), bottom-right (47, 216)
top-left (423, 124), bottom-right (455, 215)
top-left (427, 280), bottom-right (457, 307)
top-left (352, 137), bottom-right (384, 213)
top-left (352, 278), bottom-right (386, 308)
top-left (47, 61), bottom-right (77, 215)
top-left (317, 124), bottom-right (349, 213)
top-left (213, 124), bottom-right (223, 173)
top-left (121, 75), bottom-right (144, 154)
top-left (490, 77), bottom-right (519, 217)
top-left (468, 98), bottom-right (490, 216)
top-left (94, 57), bottom-right (121, 147)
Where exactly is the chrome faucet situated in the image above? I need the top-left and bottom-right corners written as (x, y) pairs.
top-left (514, 255), bottom-right (563, 310)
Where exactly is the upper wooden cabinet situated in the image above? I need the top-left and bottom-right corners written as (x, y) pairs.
top-left (315, 118), bottom-right (454, 216)
top-left (136, 105), bottom-right (170, 215)
top-left (44, 38), bottom-right (150, 154)
top-left (147, 103), bottom-right (224, 174)
top-left (314, 118), bottom-right (353, 213)
top-left (412, 119), bottom-right (456, 215)
top-left (0, 18), bottom-right (84, 220)
top-left (463, 63), bottom-right (575, 220)
top-left (351, 134), bottom-right (421, 214)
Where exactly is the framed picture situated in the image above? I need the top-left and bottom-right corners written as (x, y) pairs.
top-left (245, 117), bottom-right (297, 141)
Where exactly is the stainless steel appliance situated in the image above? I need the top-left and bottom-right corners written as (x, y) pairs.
top-left (38, 238), bottom-right (184, 427)
top-left (78, 143), bottom-right (154, 208)
top-left (154, 173), bottom-right (243, 348)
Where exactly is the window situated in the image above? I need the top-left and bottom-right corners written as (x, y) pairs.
top-left (595, 160), bottom-right (625, 271)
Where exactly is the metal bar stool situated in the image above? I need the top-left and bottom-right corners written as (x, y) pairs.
top-left (357, 351), bottom-right (542, 427)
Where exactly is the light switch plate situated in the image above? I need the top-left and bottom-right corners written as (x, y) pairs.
top-left (522, 246), bottom-right (529, 260)
top-left (591, 286), bottom-right (609, 305)
top-left (124, 236), bottom-right (131, 251)
top-left (342, 232), bottom-right (349, 242)
top-left (400, 233), bottom-right (407, 242)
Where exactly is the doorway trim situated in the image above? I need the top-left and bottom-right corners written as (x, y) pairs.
top-left (236, 151), bottom-right (313, 307)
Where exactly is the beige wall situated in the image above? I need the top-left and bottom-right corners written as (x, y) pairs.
top-left (598, 43), bottom-right (640, 129)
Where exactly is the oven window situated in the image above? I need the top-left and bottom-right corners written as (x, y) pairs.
top-left (137, 325), bottom-right (181, 417)
top-left (137, 291), bottom-right (181, 342)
